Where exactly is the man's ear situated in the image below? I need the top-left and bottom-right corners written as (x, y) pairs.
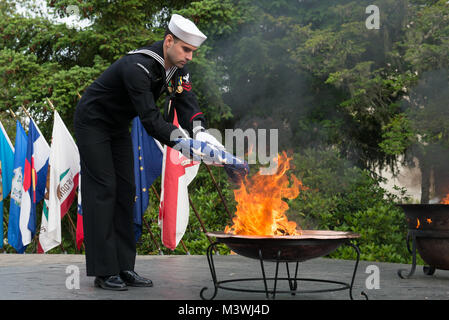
top-left (165, 34), bottom-right (174, 48)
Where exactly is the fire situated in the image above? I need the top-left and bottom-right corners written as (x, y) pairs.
top-left (225, 152), bottom-right (305, 236)
top-left (441, 193), bottom-right (449, 204)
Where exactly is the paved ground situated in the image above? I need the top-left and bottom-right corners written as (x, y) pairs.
top-left (1, 253), bottom-right (449, 300)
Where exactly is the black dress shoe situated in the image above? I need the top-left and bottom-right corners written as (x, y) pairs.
top-left (94, 275), bottom-right (128, 291)
top-left (119, 270), bottom-right (153, 287)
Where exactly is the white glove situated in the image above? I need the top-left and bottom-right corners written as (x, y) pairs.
top-left (195, 131), bottom-right (225, 150)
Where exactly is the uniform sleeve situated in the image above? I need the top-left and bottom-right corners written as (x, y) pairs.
top-left (122, 59), bottom-right (178, 147)
top-left (172, 68), bottom-right (206, 137)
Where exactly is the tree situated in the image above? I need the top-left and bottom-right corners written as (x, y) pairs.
top-left (0, 0), bottom-right (234, 137)
top-left (284, 0), bottom-right (415, 170)
top-left (0, 0), bottom-right (236, 254)
top-left (380, 0), bottom-right (449, 203)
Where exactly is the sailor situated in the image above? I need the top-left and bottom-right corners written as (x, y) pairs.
top-left (74, 14), bottom-right (227, 291)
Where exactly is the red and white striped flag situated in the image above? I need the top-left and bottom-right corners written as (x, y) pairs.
top-left (158, 111), bottom-right (199, 250)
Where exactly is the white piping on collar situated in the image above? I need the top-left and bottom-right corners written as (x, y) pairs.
top-left (128, 49), bottom-right (178, 84)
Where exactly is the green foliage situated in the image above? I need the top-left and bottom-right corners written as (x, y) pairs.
top-left (399, 0), bottom-right (449, 73)
top-left (379, 114), bottom-right (415, 155)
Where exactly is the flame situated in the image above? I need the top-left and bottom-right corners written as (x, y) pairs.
top-left (441, 193), bottom-right (449, 204)
top-left (225, 152), bottom-right (305, 236)
top-left (416, 218), bottom-right (420, 229)
top-left (426, 218), bottom-right (432, 224)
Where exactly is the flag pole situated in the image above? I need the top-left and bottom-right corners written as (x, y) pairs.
top-left (8, 108), bottom-right (25, 130)
top-left (145, 185), bottom-right (165, 255)
top-left (138, 187), bottom-right (165, 255)
top-left (187, 195), bottom-right (214, 246)
top-left (180, 238), bottom-right (190, 255)
top-left (21, 105), bottom-right (32, 119)
top-left (8, 109), bottom-right (18, 121)
top-left (142, 216), bottom-right (164, 255)
top-left (65, 212), bottom-right (84, 252)
top-left (203, 163), bottom-right (233, 221)
top-left (45, 98), bottom-right (56, 112)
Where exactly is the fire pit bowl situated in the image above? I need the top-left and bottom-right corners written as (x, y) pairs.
top-left (207, 230), bottom-right (360, 262)
top-left (398, 204), bottom-right (449, 278)
top-left (201, 230), bottom-right (366, 300)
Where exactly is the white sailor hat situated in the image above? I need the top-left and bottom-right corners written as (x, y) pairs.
top-left (168, 14), bottom-right (207, 47)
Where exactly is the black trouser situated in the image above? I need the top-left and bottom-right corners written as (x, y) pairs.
top-left (74, 122), bottom-right (136, 277)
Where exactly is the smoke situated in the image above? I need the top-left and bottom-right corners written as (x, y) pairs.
top-left (205, 0), bottom-right (410, 159)
top-left (210, 0), bottom-right (338, 153)
top-left (401, 69), bottom-right (449, 201)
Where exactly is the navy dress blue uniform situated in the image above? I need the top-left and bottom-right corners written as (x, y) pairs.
top-left (74, 40), bottom-right (205, 277)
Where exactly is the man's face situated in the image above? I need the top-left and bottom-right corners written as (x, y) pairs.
top-left (164, 34), bottom-right (197, 68)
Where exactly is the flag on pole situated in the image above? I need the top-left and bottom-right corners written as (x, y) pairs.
top-left (0, 121), bottom-right (15, 248)
top-left (8, 121), bottom-right (28, 253)
top-left (39, 111), bottom-right (80, 252)
top-left (76, 175), bottom-right (83, 250)
top-left (131, 117), bottom-right (163, 242)
top-left (19, 118), bottom-right (50, 247)
top-left (159, 110), bottom-right (199, 250)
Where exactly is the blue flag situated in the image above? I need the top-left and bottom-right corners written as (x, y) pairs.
top-left (131, 117), bottom-right (163, 242)
top-left (7, 121), bottom-right (27, 253)
top-left (0, 121), bottom-right (15, 249)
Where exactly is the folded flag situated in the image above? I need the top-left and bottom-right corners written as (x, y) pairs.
top-left (173, 138), bottom-right (249, 184)
top-left (7, 121), bottom-right (28, 253)
top-left (0, 121), bottom-right (15, 248)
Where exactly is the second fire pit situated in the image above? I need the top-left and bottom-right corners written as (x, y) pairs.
top-left (397, 204), bottom-right (449, 278)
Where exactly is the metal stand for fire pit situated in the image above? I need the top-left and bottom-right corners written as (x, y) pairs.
top-left (200, 241), bottom-right (368, 300)
top-left (397, 229), bottom-right (449, 279)
top-left (397, 204), bottom-right (449, 279)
